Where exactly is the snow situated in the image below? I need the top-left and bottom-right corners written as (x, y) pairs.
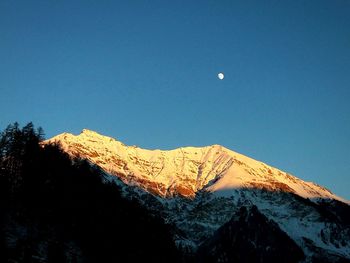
top-left (44, 129), bottom-right (350, 260)
top-left (45, 129), bottom-right (348, 204)
top-left (246, 190), bottom-right (350, 259)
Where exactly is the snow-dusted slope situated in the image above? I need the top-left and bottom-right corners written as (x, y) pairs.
top-left (45, 129), bottom-right (350, 261)
top-left (45, 129), bottom-right (345, 203)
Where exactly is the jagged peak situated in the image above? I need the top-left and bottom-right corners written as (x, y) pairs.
top-left (81, 128), bottom-right (97, 135)
top-left (54, 129), bottom-right (228, 155)
top-left (44, 129), bottom-right (347, 203)
top-left (81, 129), bottom-right (111, 138)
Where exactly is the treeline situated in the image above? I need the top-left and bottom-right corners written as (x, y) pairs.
top-left (0, 122), bottom-right (180, 262)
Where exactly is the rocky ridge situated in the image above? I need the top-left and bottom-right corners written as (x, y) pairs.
top-left (46, 129), bottom-right (344, 202)
top-left (45, 129), bottom-right (350, 262)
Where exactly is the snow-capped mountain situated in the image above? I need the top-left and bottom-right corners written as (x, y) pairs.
top-left (45, 129), bottom-right (350, 262)
top-left (46, 129), bottom-right (345, 202)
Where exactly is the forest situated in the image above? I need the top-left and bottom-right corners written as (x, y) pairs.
top-left (0, 122), bottom-right (180, 262)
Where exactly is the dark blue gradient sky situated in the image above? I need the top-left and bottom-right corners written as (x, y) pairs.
top-left (1, 0), bottom-right (349, 199)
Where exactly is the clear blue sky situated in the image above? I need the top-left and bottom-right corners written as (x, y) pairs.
top-left (1, 0), bottom-right (349, 199)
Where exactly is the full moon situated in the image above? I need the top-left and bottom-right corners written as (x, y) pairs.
top-left (218, 72), bottom-right (224, 80)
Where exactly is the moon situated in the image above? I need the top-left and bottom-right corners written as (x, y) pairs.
top-left (218, 72), bottom-right (224, 80)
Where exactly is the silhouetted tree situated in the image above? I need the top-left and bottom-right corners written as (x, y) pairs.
top-left (0, 122), bottom-right (180, 263)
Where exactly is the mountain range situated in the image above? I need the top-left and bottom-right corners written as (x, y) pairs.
top-left (45, 129), bottom-right (350, 262)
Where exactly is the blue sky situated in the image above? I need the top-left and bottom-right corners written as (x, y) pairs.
top-left (1, 0), bottom-right (349, 199)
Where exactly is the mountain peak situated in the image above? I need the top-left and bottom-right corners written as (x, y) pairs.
top-left (81, 128), bottom-right (98, 135)
top-left (80, 128), bottom-right (115, 140)
top-left (45, 130), bottom-right (347, 203)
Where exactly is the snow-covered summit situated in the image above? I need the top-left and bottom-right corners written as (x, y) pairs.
top-left (45, 129), bottom-right (347, 204)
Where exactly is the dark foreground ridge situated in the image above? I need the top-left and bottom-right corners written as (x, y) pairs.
top-left (0, 123), bottom-right (179, 262)
top-left (197, 205), bottom-right (305, 263)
